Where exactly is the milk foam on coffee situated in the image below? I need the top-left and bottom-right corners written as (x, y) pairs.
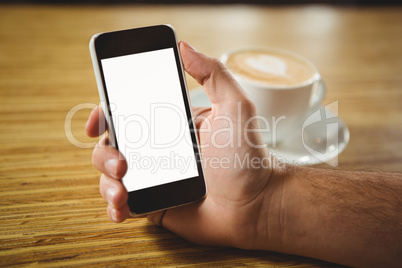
top-left (225, 50), bottom-right (316, 86)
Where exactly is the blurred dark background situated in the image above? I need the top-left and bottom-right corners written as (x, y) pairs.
top-left (0, 0), bottom-right (400, 5)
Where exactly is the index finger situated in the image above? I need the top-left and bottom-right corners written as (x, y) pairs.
top-left (86, 105), bottom-right (107, 137)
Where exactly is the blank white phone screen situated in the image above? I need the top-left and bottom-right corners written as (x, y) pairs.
top-left (101, 48), bottom-right (198, 192)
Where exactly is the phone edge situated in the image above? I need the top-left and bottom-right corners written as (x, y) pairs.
top-left (89, 26), bottom-right (207, 218)
top-left (89, 34), bottom-right (118, 149)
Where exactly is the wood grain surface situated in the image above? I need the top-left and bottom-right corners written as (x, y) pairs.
top-left (0, 4), bottom-right (401, 267)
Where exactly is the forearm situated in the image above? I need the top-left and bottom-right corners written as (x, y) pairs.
top-left (263, 165), bottom-right (402, 267)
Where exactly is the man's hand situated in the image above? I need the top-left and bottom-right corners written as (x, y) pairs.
top-left (86, 41), bottom-right (278, 249)
top-left (86, 41), bottom-right (402, 267)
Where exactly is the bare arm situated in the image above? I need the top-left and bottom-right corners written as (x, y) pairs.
top-left (263, 166), bottom-right (402, 267)
top-left (88, 41), bottom-right (402, 267)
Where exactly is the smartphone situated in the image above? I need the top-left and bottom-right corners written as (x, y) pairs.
top-left (89, 25), bottom-right (206, 216)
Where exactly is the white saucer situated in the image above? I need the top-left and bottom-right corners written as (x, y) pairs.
top-left (189, 87), bottom-right (350, 166)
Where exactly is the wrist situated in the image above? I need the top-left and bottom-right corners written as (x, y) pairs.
top-left (254, 163), bottom-right (301, 252)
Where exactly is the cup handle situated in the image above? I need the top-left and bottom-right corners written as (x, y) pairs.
top-left (309, 79), bottom-right (326, 111)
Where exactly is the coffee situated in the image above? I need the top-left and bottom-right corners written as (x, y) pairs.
top-left (225, 50), bottom-right (316, 87)
top-left (221, 47), bottom-right (324, 144)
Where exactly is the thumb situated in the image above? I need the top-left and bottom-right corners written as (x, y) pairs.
top-left (179, 41), bottom-right (246, 105)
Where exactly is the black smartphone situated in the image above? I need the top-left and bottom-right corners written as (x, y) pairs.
top-left (89, 25), bottom-right (206, 216)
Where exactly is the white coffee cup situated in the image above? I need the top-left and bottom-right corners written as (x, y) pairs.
top-left (221, 47), bottom-right (325, 146)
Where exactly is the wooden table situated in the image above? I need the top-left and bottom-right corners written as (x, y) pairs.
top-left (1, 4), bottom-right (401, 267)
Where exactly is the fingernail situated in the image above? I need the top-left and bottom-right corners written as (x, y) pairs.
top-left (106, 187), bottom-right (117, 206)
top-left (182, 41), bottom-right (197, 51)
top-left (105, 158), bottom-right (118, 178)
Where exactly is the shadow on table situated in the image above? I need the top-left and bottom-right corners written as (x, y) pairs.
top-left (144, 223), bottom-right (345, 267)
